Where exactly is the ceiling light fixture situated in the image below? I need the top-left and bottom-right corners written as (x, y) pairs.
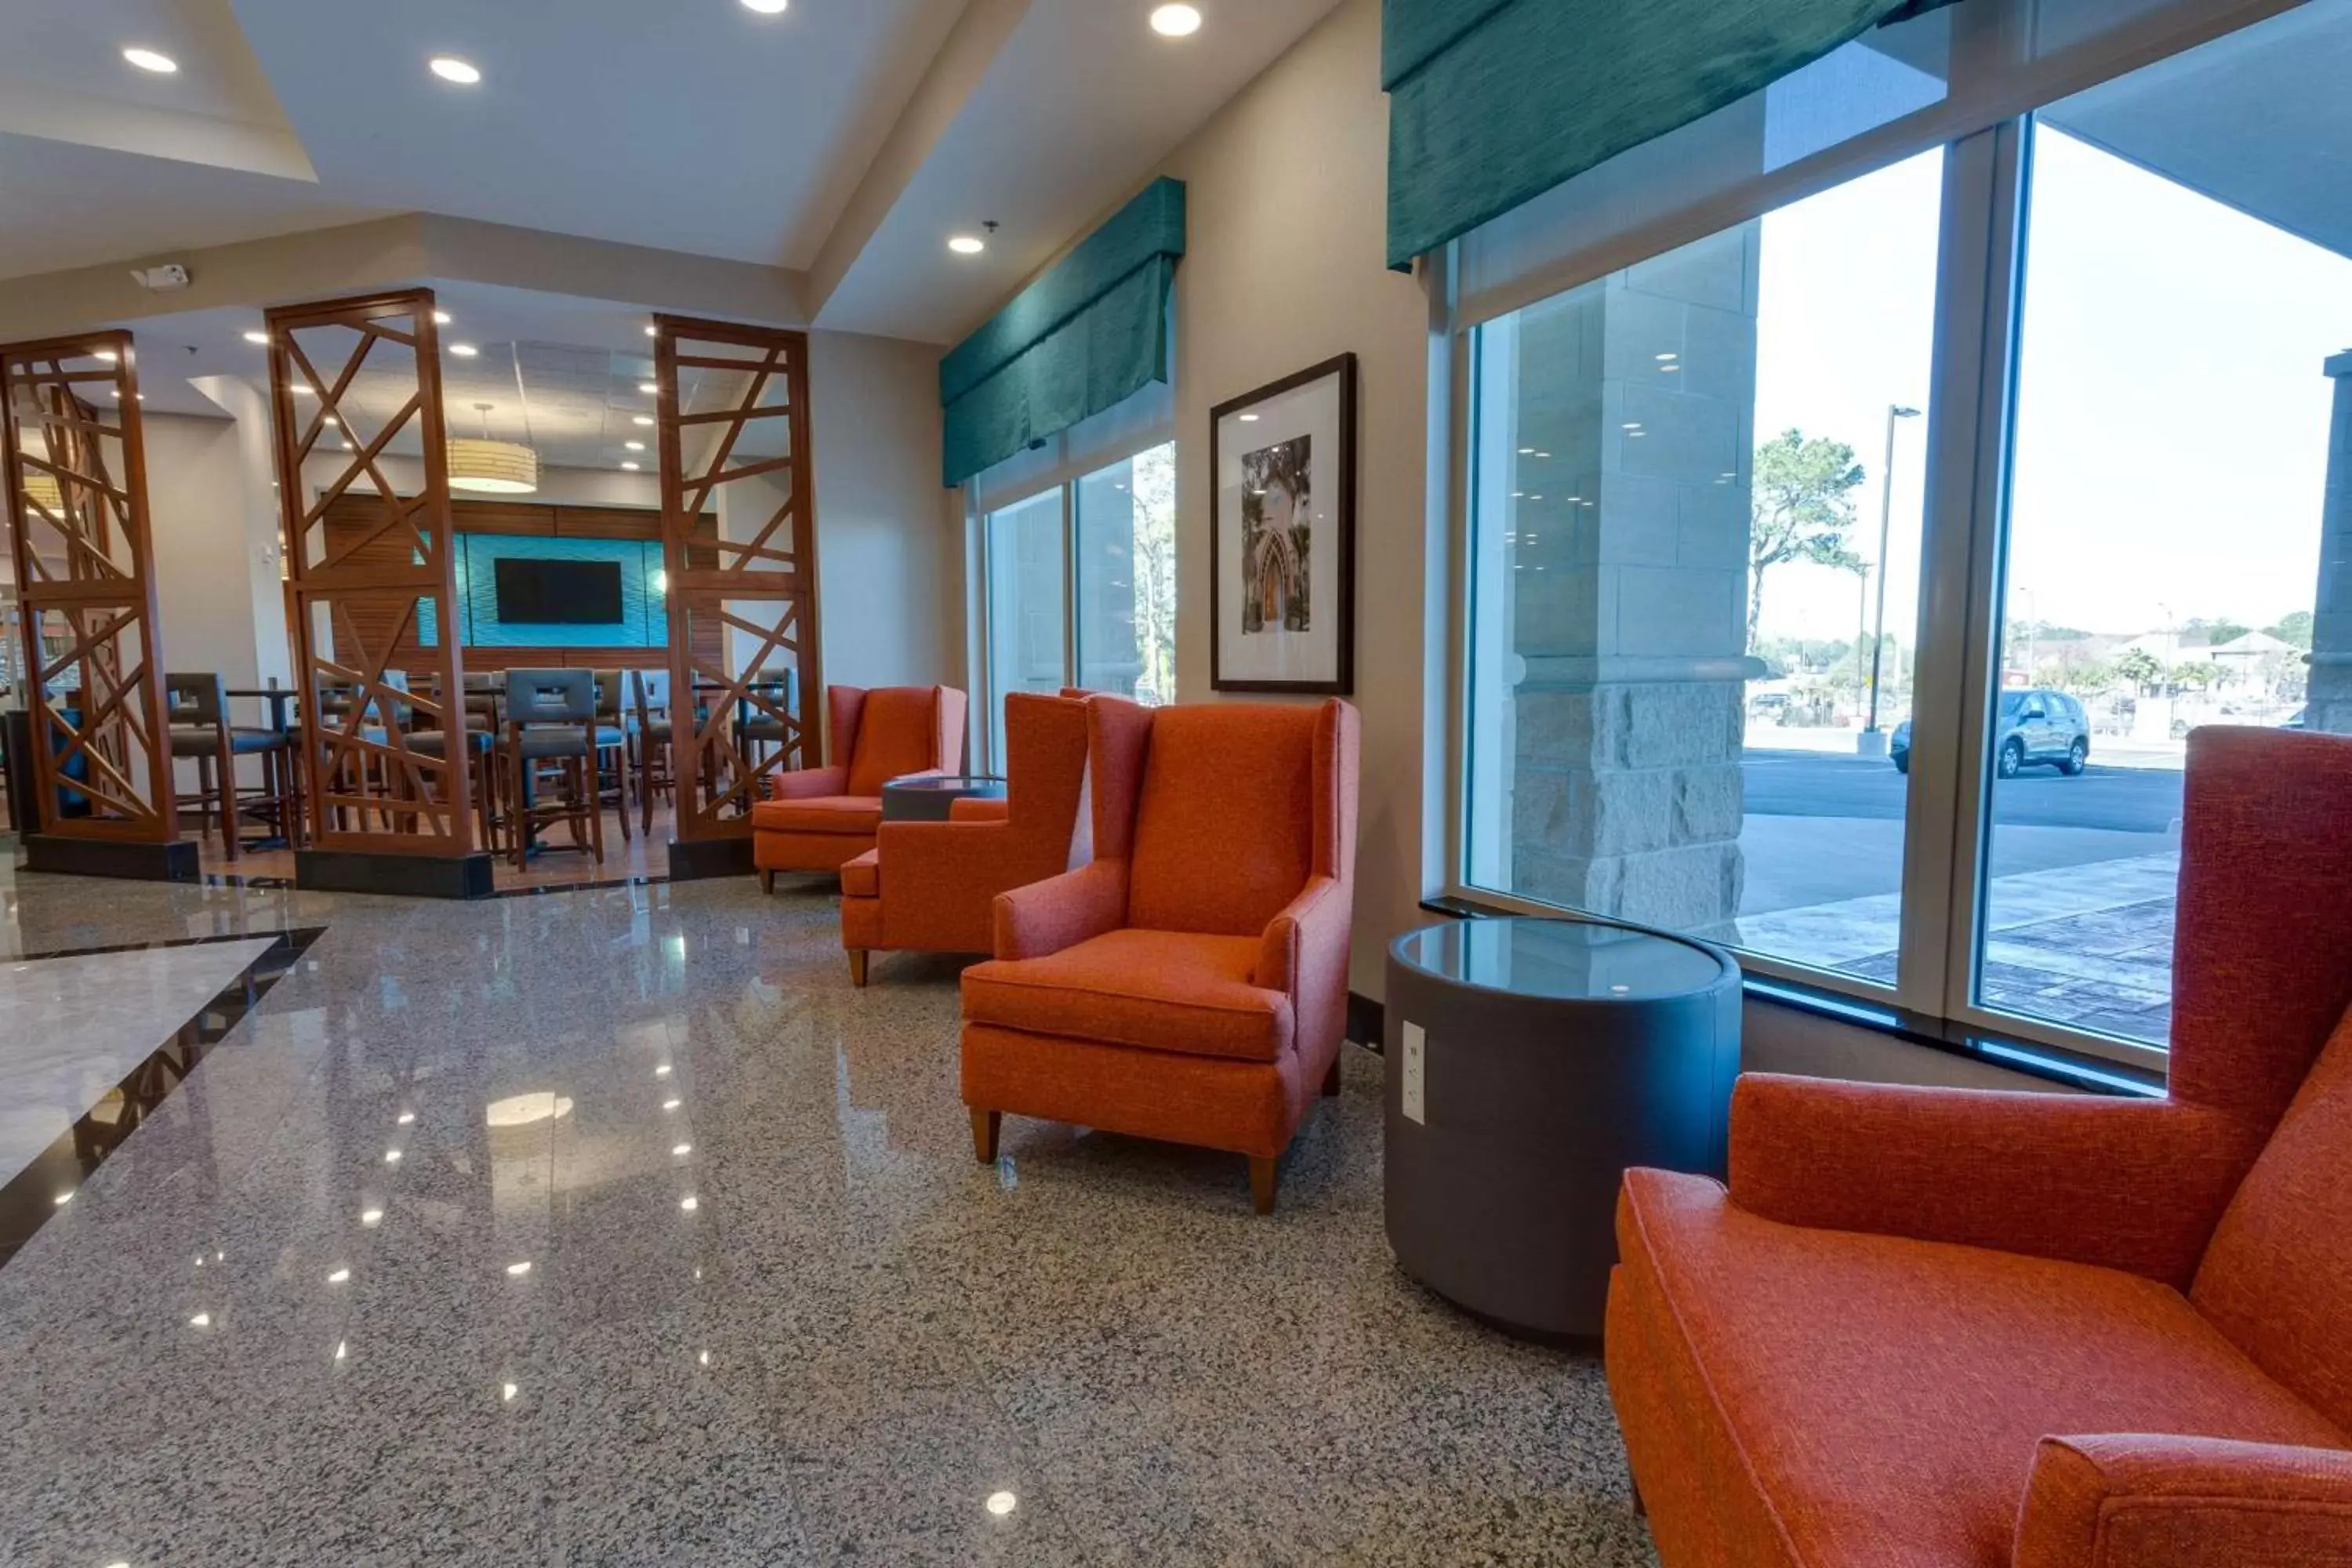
top-left (621, 461), bottom-right (641, 471)
top-left (633, 415), bottom-right (654, 427)
top-left (93, 350), bottom-right (119, 364)
top-left (448, 401), bottom-right (539, 495)
top-left (243, 330), bottom-right (269, 346)
top-left (625, 440), bottom-right (645, 452)
top-left (433, 310), bottom-right (452, 325)
top-left (637, 382), bottom-right (658, 395)
top-left (644, 325), bottom-right (658, 339)
top-left (1149, 4), bottom-right (1204, 37)
top-left (429, 56), bottom-right (481, 85)
top-left (123, 46), bottom-right (180, 74)
top-left (948, 234), bottom-right (985, 256)
top-left (742, 0), bottom-right (790, 12)
top-left (448, 343), bottom-right (479, 358)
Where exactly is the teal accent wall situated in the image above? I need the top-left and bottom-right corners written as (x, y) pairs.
top-left (453, 533), bottom-right (669, 648)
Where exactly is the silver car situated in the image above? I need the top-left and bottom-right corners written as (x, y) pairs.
top-left (1890, 688), bottom-right (2090, 778)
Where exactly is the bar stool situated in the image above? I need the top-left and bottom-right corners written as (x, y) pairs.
top-left (735, 666), bottom-right (800, 771)
top-left (632, 668), bottom-right (675, 835)
top-left (167, 673), bottom-right (295, 860)
top-left (500, 669), bottom-right (626, 870)
top-left (590, 667), bottom-right (634, 845)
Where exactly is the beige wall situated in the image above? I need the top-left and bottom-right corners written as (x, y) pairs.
top-left (1156, 0), bottom-right (1447, 997)
top-left (809, 330), bottom-right (963, 698)
top-left (145, 412), bottom-right (275, 688)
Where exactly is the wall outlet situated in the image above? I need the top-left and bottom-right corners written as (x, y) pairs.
top-left (1401, 1021), bottom-right (1426, 1124)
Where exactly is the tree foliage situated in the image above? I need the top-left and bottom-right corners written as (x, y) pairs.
top-left (2268, 609), bottom-right (2315, 650)
top-left (1748, 429), bottom-right (1864, 652)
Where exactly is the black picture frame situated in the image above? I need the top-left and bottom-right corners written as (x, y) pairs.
top-left (1209, 353), bottom-right (1357, 695)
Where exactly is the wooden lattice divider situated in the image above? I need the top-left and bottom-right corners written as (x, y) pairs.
top-left (266, 290), bottom-right (483, 884)
top-left (655, 316), bottom-right (821, 848)
top-left (0, 329), bottom-right (183, 871)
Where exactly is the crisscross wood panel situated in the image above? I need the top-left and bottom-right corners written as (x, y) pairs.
top-left (0, 331), bottom-right (177, 844)
top-left (267, 290), bottom-right (475, 855)
top-left (655, 317), bottom-right (821, 842)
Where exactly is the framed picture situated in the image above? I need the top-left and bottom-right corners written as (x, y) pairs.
top-left (1210, 353), bottom-right (1356, 694)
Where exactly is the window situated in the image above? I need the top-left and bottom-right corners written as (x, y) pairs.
top-left (1451, 0), bottom-right (2352, 1069)
top-left (1465, 151), bottom-right (1944, 983)
top-left (975, 441), bottom-right (1178, 767)
top-left (1075, 443), bottom-right (1178, 703)
top-left (982, 489), bottom-right (1065, 769)
top-left (1977, 43), bottom-right (2352, 1047)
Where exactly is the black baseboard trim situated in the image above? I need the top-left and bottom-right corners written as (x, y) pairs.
top-left (295, 848), bottom-right (495, 900)
top-left (667, 835), bottom-right (755, 882)
top-left (23, 833), bottom-right (200, 883)
top-left (1347, 991), bottom-right (1385, 1053)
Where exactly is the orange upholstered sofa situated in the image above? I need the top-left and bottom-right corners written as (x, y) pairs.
top-left (837, 690), bottom-right (1090, 985)
top-left (750, 684), bottom-right (965, 888)
top-left (960, 695), bottom-right (1361, 1213)
top-left (1608, 726), bottom-right (2352, 1568)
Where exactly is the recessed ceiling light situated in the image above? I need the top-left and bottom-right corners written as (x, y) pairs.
top-left (322, 415), bottom-right (339, 426)
top-left (1238, 412), bottom-right (1260, 423)
top-left (1149, 4), bottom-right (1203, 37)
top-left (620, 461), bottom-right (641, 471)
top-left (644, 325), bottom-right (658, 339)
top-left (433, 310), bottom-right (452, 325)
top-left (637, 382), bottom-right (658, 395)
top-left (123, 46), bottom-right (179, 74)
top-left (633, 415), bottom-right (654, 427)
top-left (741, 0), bottom-right (790, 12)
top-left (429, 56), bottom-right (481, 85)
top-left (93, 349), bottom-right (118, 364)
top-left (448, 343), bottom-right (479, 358)
top-left (625, 440), bottom-right (645, 451)
top-left (948, 234), bottom-right (985, 256)
top-left (243, 330), bottom-right (269, 346)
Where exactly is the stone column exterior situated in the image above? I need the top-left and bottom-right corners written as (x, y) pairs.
top-left (1508, 224), bottom-right (1763, 934)
top-left (2310, 351), bottom-right (2352, 736)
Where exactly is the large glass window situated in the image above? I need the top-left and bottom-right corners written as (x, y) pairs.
top-left (982, 490), bottom-right (1066, 768)
top-left (1075, 442), bottom-right (1177, 704)
top-left (1465, 150), bottom-right (1944, 984)
top-left (1978, 20), bottom-right (2352, 1047)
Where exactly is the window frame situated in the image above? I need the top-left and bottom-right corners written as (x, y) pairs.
top-left (965, 430), bottom-right (1176, 774)
top-left (1437, 0), bottom-right (2328, 1078)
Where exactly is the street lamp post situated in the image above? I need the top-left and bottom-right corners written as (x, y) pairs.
top-left (1860, 404), bottom-right (1922, 753)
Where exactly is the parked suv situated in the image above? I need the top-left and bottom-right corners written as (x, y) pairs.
top-left (1890, 688), bottom-right (2090, 778)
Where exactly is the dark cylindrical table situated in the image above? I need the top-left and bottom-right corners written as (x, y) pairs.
top-left (880, 774), bottom-right (1007, 822)
top-left (1384, 916), bottom-right (1741, 1339)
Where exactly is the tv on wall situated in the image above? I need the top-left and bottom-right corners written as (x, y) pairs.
top-left (493, 557), bottom-right (625, 626)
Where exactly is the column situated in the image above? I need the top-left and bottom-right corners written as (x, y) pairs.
top-left (2310, 351), bottom-right (2352, 735)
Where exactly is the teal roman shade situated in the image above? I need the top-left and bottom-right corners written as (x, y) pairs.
top-left (940, 177), bottom-right (1185, 488)
top-left (1383, 0), bottom-right (1954, 269)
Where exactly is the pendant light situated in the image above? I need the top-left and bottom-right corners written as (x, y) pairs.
top-left (447, 391), bottom-right (539, 496)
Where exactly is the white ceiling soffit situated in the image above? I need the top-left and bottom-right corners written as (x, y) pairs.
top-left (812, 0), bottom-right (1346, 342)
top-left (225, 0), bottom-right (965, 270)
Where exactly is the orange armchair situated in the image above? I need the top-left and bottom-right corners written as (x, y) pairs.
top-left (837, 691), bottom-right (1089, 985)
top-left (750, 684), bottom-right (965, 888)
top-left (959, 695), bottom-right (1361, 1213)
top-left (1607, 727), bottom-right (2352, 1568)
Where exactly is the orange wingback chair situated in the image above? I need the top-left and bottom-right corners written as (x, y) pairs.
top-left (750, 684), bottom-right (966, 889)
top-left (1607, 726), bottom-right (2352, 1568)
top-left (959, 695), bottom-right (1361, 1214)
top-left (837, 691), bottom-right (1091, 985)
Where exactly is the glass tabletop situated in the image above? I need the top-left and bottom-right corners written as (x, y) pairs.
top-left (1393, 916), bottom-right (1727, 1001)
top-left (883, 775), bottom-right (1005, 793)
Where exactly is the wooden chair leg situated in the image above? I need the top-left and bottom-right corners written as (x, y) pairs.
top-left (970, 1108), bottom-right (1000, 1164)
top-left (1322, 1054), bottom-right (1342, 1097)
top-left (847, 949), bottom-right (869, 987)
top-left (1249, 1155), bottom-right (1279, 1215)
top-left (611, 744), bottom-right (633, 844)
top-left (759, 868), bottom-right (775, 895)
top-left (587, 754), bottom-right (606, 864)
top-left (639, 738), bottom-right (658, 835)
top-left (193, 753), bottom-right (215, 844)
top-left (216, 734), bottom-right (241, 859)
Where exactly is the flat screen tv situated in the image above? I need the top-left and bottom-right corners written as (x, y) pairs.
top-left (493, 557), bottom-right (624, 626)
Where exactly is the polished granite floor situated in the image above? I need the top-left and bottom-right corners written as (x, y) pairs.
top-left (0, 854), bottom-right (1657, 1566)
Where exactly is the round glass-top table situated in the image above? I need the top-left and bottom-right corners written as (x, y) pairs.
top-left (1384, 916), bottom-right (1741, 1339)
top-left (880, 774), bottom-right (1007, 822)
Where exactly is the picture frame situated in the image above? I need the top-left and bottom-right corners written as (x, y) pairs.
top-left (1210, 353), bottom-right (1356, 694)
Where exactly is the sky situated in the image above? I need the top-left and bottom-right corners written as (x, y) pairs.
top-left (1749, 125), bottom-right (2351, 647)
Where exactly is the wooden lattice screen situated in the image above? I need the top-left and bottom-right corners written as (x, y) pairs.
top-left (0, 331), bottom-right (178, 846)
top-left (265, 290), bottom-right (477, 858)
top-left (655, 316), bottom-right (821, 844)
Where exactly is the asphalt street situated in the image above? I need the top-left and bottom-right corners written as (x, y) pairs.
top-left (1742, 748), bottom-right (2185, 833)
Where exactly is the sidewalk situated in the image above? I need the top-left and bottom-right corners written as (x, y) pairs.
top-left (1727, 851), bottom-right (2177, 1047)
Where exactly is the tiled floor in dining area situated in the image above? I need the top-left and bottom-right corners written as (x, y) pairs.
top-left (0, 846), bottom-right (1656, 1566)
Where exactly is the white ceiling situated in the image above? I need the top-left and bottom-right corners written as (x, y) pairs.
top-left (0, 0), bottom-right (1348, 344)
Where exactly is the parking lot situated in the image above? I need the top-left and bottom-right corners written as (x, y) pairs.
top-left (1731, 741), bottom-right (2182, 1046)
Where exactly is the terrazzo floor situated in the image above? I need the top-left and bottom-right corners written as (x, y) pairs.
top-left (0, 855), bottom-right (1657, 1566)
